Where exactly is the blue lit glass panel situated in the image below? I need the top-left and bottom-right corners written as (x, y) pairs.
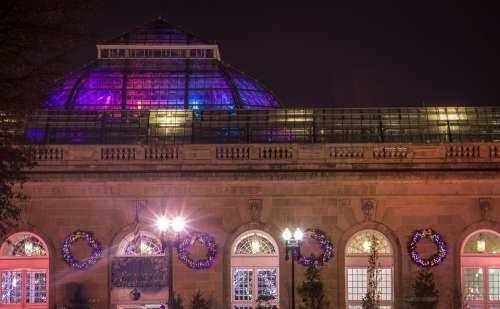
top-left (25, 128), bottom-right (47, 143)
top-left (126, 90), bottom-right (185, 110)
top-left (42, 58), bottom-right (279, 111)
top-left (42, 78), bottom-right (77, 108)
top-left (127, 72), bottom-right (185, 89)
top-left (80, 72), bottom-right (123, 89)
top-left (53, 128), bottom-right (87, 143)
top-left (189, 77), bottom-right (230, 89)
top-left (188, 90), bottom-right (235, 110)
top-left (239, 91), bottom-right (278, 108)
top-left (43, 90), bottom-right (70, 109)
top-left (189, 60), bottom-right (218, 71)
top-left (74, 89), bottom-right (122, 110)
top-left (232, 77), bottom-right (260, 90)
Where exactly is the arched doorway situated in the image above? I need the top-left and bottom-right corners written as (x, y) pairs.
top-left (345, 229), bottom-right (394, 309)
top-left (461, 229), bottom-right (500, 308)
top-left (0, 232), bottom-right (49, 308)
top-left (231, 230), bottom-right (279, 309)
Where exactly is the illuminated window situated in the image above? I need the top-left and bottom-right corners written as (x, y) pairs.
top-left (1, 234), bottom-right (47, 257)
top-left (235, 233), bottom-right (277, 255)
top-left (461, 230), bottom-right (500, 308)
top-left (346, 230), bottom-right (391, 255)
top-left (231, 230), bottom-right (279, 308)
top-left (0, 232), bottom-right (49, 307)
top-left (118, 231), bottom-right (163, 256)
top-left (345, 230), bottom-right (394, 309)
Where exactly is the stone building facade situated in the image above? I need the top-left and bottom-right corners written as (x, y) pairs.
top-left (1, 142), bottom-right (498, 309)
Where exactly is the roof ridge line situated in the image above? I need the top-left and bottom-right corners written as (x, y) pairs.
top-left (99, 18), bottom-right (215, 46)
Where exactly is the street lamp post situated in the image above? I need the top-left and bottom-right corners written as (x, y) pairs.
top-left (156, 216), bottom-right (185, 309)
top-left (282, 227), bottom-right (304, 309)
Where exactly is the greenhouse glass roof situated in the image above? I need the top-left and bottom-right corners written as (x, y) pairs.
top-left (43, 18), bottom-right (280, 111)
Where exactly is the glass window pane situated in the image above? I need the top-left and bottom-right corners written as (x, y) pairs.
top-left (464, 232), bottom-right (500, 254)
top-left (347, 268), bottom-right (367, 301)
top-left (119, 231), bottom-right (162, 256)
top-left (489, 268), bottom-right (500, 301)
top-left (257, 269), bottom-right (277, 300)
top-left (377, 268), bottom-right (393, 301)
top-left (464, 268), bottom-right (484, 301)
top-left (2, 233), bottom-right (47, 256)
top-left (1, 272), bottom-right (22, 304)
top-left (235, 233), bottom-right (276, 255)
top-left (233, 269), bottom-right (253, 301)
top-left (346, 230), bottom-right (391, 255)
top-left (26, 271), bottom-right (47, 303)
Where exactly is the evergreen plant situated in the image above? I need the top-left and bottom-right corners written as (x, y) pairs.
top-left (297, 265), bottom-right (328, 309)
top-left (190, 290), bottom-right (210, 309)
top-left (362, 234), bottom-right (381, 309)
top-left (173, 293), bottom-right (184, 309)
top-left (411, 268), bottom-right (439, 309)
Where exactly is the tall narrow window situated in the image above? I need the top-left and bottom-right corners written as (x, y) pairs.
top-left (461, 230), bottom-right (500, 308)
top-left (231, 230), bottom-right (279, 308)
top-left (0, 232), bottom-right (49, 308)
top-left (345, 230), bottom-right (394, 309)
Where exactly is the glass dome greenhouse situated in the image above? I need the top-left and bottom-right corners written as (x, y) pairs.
top-left (43, 18), bottom-right (280, 111)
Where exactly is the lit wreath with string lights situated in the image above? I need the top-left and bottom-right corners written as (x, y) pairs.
top-left (61, 231), bottom-right (103, 270)
top-left (177, 232), bottom-right (217, 269)
top-left (299, 229), bottom-right (334, 267)
top-left (408, 229), bottom-right (448, 268)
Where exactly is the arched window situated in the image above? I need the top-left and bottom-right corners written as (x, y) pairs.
top-left (0, 232), bottom-right (49, 308)
top-left (345, 230), bottom-right (394, 309)
top-left (113, 231), bottom-right (164, 309)
top-left (117, 231), bottom-right (163, 256)
top-left (461, 230), bottom-right (500, 308)
top-left (231, 230), bottom-right (279, 309)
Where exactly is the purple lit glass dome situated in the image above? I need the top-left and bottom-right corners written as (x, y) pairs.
top-left (43, 19), bottom-right (280, 110)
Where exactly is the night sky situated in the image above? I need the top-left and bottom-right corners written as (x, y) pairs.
top-left (73, 2), bottom-right (500, 108)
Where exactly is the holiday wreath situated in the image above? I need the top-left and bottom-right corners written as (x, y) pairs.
top-left (408, 229), bottom-right (448, 268)
top-left (177, 232), bottom-right (217, 269)
top-left (62, 231), bottom-right (103, 270)
top-left (299, 228), bottom-right (334, 267)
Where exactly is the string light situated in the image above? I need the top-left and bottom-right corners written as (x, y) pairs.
top-left (408, 229), bottom-right (448, 268)
top-left (299, 229), bottom-right (334, 267)
top-left (62, 231), bottom-right (103, 270)
top-left (362, 240), bottom-right (371, 252)
top-left (251, 236), bottom-right (261, 254)
top-left (24, 241), bottom-right (33, 256)
top-left (177, 232), bottom-right (217, 269)
top-left (477, 233), bottom-right (486, 253)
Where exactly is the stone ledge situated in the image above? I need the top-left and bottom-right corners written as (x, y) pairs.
top-left (27, 143), bottom-right (500, 172)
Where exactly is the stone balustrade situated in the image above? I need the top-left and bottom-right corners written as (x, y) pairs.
top-left (25, 142), bottom-right (500, 172)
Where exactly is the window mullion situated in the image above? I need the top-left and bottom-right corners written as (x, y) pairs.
top-left (485, 267), bottom-right (489, 307)
top-left (22, 271), bottom-right (26, 306)
top-left (253, 267), bottom-right (258, 305)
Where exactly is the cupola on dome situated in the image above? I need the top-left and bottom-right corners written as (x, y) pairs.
top-left (43, 18), bottom-right (280, 110)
